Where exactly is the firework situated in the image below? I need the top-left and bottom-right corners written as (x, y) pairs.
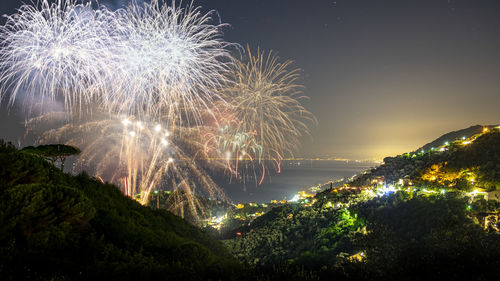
top-left (220, 46), bottom-right (316, 184)
top-left (199, 108), bottom-right (264, 185)
top-left (0, 0), bottom-right (116, 113)
top-left (28, 112), bottom-right (227, 224)
top-left (102, 0), bottom-right (235, 124)
top-left (3, 1), bottom-right (317, 222)
top-left (0, 0), bottom-right (235, 125)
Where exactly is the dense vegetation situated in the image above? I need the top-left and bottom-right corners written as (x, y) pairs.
top-left (223, 188), bottom-right (500, 280)
top-left (0, 140), bottom-right (244, 281)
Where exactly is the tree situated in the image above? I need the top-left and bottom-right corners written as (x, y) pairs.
top-left (21, 144), bottom-right (81, 171)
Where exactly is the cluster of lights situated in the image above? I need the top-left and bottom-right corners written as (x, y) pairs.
top-left (375, 184), bottom-right (398, 197)
top-left (417, 125), bottom-right (496, 155)
top-left (289, 190), bottom-right (315, 202)
top-left (421, 188), bottom-right (437, 194)
top-left (205, 214), bottom-right (228, 230)
top-left (468, 189), bottom-right (486, 198)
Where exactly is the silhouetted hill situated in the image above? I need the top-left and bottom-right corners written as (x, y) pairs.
top-left (417, 124), bottom-right (497, 153)
top-left (0, 140), bottom-right (244, 281)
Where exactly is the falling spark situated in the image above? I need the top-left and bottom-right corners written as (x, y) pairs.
top-left (27, 112), bottom-right (227, 225)
top-left (214, 46), bottom-right (316, 183)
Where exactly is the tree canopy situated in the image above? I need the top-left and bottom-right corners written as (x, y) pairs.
top-left (21, 144), bottom-right (81, 171)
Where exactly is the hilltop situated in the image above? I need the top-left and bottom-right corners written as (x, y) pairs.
top-left (417, 124), bottom-right (497, 153)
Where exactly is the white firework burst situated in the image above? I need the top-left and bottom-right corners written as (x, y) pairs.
top-left (0, 0), bottom-right (117, 113)
top-left (0, 0), bottom-right (236, 126)
top-left (105, 0), bottom-right (236, 125)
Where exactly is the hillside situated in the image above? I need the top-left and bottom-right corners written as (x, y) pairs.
top-left (416, 124), bottom-right (496, 153)
top-left (222, 127), bottom-right (500, 280)
top-left (0, 140), bottom-right (244, 281)
top-left (350, 125), bottom-right (500, 189)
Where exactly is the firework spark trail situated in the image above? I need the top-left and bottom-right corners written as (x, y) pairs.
top-left (218, 46), bottom-right (316, 184)
top-left (0, 0), bottom-right (117, 114)
top-left (201, 120), bottom-right (263, 184)
top-left (27, 112), bottom-right (227, 223)
top-left (163, 140), bottom-right (226, 223)
top-left (36, 115), bottom-right (172, 202)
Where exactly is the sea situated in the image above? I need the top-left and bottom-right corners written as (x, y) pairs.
top-left (214, 160), bottom-right (376, 203)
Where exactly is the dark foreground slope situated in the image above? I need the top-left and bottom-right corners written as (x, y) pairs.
top-left (0, 140), bottom-right (244, 281)
top-left (223, 128), bottom-right (500, 281)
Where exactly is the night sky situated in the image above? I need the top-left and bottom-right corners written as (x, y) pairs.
top-left (1, 0), bottom-right (499, 160)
